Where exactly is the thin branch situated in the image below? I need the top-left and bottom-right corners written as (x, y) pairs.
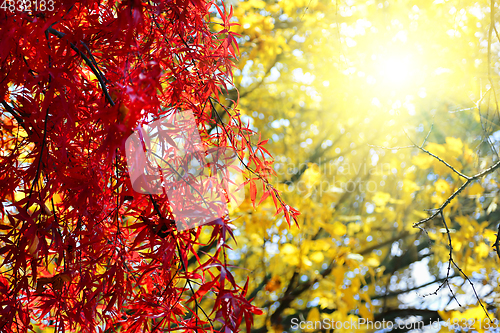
top-left (46, 28), bottom-right (115, 107)
top-left (420, 212), bottom-right (492, 321)
top-left (494, 223), bottom-right (500, 260)
top-left (374, 121), bottom-right (500, 228)
top-left (413, 159), bottom-right (500, 228)
top-left (403, 128), bottom-right (469, 180)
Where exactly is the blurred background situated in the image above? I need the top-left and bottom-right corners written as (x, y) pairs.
top-left (202, 0), bottom-right (500, 331)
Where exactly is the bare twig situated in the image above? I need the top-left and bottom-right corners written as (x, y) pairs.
top-left (413, 159), bottom-right (500, 228)
top-left (493, 223), bottom-right (500, 260)
top-left (403, 128), bottom-right (469, 180)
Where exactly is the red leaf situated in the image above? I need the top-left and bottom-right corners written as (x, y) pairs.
top-left (186, 279), bottom-right (217, 303)
top-left (249, 180), bottom-right (257, 208)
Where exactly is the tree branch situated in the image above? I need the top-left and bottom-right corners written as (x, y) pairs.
top-left (46, 27), bottom-right (115, 107)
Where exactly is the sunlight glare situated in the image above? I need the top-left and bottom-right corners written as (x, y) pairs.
top-left (377, 55), bottom-right (414, 87)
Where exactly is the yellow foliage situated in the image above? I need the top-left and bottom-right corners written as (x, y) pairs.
top-left (411, 153), bottom-right (435, 170)
top-left (372, 192), bottom-right (391, 207)
top-left (309, 251), bottom-right (324, 263)
top-left (468, 183), bottom-right (484, 196)
top-left (358, 303), bottom-right (373, 321)
top-left (302, 163), bottom-right (321, 187)
top-left (304, 307), bottom-right (321, 333)
top-left (440, 306), bottom-right (490, 332)
top-left (281, 243), bottom-right (298, 256)
top-left (483, 229), bottom-right (496, 245)
top-left (321, 221), bottom-right (347, 237)
top-left (474, 242), bottom-right (490, 259)
top-left (445, 137), bottom-right (463, 158)
top-left (332, 266), bottom-right (345, 285)
top-left (226, 0), bottom-right (500, 330)
top-left (250, 233), bottom-right (264, 246)
top-left (435, 179), bottom-right (450, 193)
top-left (365, 256), bottom-right (380, 267)
top-left (426, 142), bottom-right (447, 157)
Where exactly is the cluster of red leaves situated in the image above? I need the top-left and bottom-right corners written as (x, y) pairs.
top-left (0, 0), bottom-right (299, 332)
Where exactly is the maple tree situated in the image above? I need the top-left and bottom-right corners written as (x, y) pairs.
top-left (6, 0), bottom-right (500, 332)
top-left (0, 1), bottom-right (299, 332)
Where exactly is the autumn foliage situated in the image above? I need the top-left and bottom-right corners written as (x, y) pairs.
top-left (0, 1), bottom-right (299, 332)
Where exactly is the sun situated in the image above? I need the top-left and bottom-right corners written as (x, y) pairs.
top-left (377, 55), bottom-right (415, 87)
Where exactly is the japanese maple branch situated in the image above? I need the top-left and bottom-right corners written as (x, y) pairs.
top-left (148, 195), bottom-right (214, 330)
top-left (46, 27), bottom-right (115, 107)
top-left (153, 17), bottom-right (289, 221)
top-left (30, 29), bottom-right (52, 203)
top-left (207, 51), bottom-right (280, 133)
top-left (0, 100), bottom-right (30, 134)
top-left (28, 106), bottom-right (50, 202)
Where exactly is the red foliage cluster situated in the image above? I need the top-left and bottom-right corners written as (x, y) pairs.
top-left (0, 0), bottom-right (298, 332)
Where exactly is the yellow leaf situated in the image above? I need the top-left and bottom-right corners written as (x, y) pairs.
top-left (403, 179), bottom-right (420, 193)
top-left (347, 222), bottom-right (361, 235)
top-left (469, 183), bottom-right (484, 196)
top-left (342, 289), bottom-right (356, 310)
top-left (427, 231), bottom-right (438, 240)
top-left (426, 142), bottom-right (446, 156)
top-left (351, 277), bottom-right (360, 293)
top-left (360, 292), bottom-right (371, 304)
top-left (483, 229), bottom-right (496, 245)
top-left (250, 0), bottom-right (267, 9)
top-left (435, 179), bottom-right (450, 193)
top-left (459, 306), bottom-right (487, 320)
top-left (445, 137), bottom-right (463, 157)
top-left (332, 266), bottom-right (345, 285)
top-left (358, 303), bottom-right (373, 321)
top-left (309, 251), bottom-right (324, 263)
top-left (449, 306), bottom-right (490, 331)
top-left (365, 256), bottom-right (379, 267)
top-left (281, 243), bottom-right (298, 255)
top-left (331, 221), bottom-right (347, 236)
top-left (302, 163), bottom-right (321, 187)
top-left (306, 307), bottom-right (320, 322)
top-left (438, 309), bottom-right (452, 321)
top-left (474, 242), bottom-right (490, 259)
top-left (250, 233), bottom-right (264, 246)
top-left (372, 192), bottom-right (391, 207)
top-left (411, 153), bottom-right (434, 169)
top-left (302, 255), bottom-right (313, 266)
top-left (321, 221), bottom-right (346, 237)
